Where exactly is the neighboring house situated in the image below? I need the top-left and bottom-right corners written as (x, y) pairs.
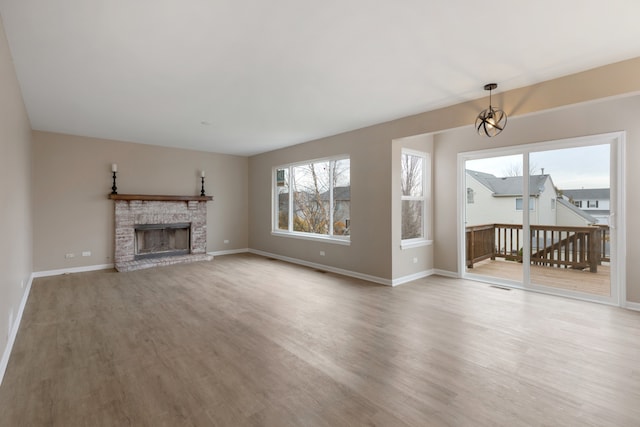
top-left (279, 186), bottom-right (351, 234)
top-left (465, 170), bottom-right (596, 227)
top-left (320, 185), bottom-right (351, 234)
top-left (562, 188), bottom-right (611, 224)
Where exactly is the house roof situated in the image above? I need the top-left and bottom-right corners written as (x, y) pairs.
top-left (466, 170), bottom-right (550, 197)
top-left (320, 186), bottom-right (350, 201)
top-left (562, 188), bottom-right (610, 200)
top-left (557, 198), bottom-right (598, 223)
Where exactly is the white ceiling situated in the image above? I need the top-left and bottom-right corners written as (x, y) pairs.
top-left (1, 0), bottom-right (640, 156)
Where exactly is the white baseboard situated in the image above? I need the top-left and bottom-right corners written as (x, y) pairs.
top-left (208, 248), bottom-right (249, 257)
top-left (0, 274), bottom-right (34, 386)
top-left (432, 269), bottom-right (460, 279)
top-left (33, 263), bottom-right (114, 278)
top-left (391, 270), bottom-right (434, 286)
top-left (248, 249), bottom-right (393, 286)
top-left (624, 301), bottom-right (640, 311)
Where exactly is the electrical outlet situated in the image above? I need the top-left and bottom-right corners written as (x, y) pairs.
top-left (82, 251), bottom-right (91, 257)
top-left (223, 240), bottom-right (229, 244)
top-left (20, 279), bottom-right (24, 289)
top-left (413, 257), bottom-right (418, 264)
top-left (65, 253), bottom-right (75, 259)
top-left (320, 251), bottom-right (325, 256)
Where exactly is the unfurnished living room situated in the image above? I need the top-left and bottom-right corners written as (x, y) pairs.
top-left (1, 1), bottom-right (640, 426)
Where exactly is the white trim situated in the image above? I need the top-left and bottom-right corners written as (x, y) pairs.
top-left (33, 263), bottom-right (114, 278)
top-left (208, 248), bottom-right (249, 256)
top-left (273, 155), bottom-right (351, 240)
top-left (433, 269), bottom-right (460, 278)
top-left (248, 249), bottom-right (392, 286)
top-left (1, 274), bottom-right (33, 386)
top-left (401, 149), bottom-right (431, 243)
top-left (271, 230), bottom-right (351, 246)
top-left (274, 153), bottom-right (350, 170)
top-left (400, 239), bottom-right (433, 250)
top-left (457, 154), bottom-right (468, 278)
top-left (391, 270), bottom-right (434, 286)
top-left (613, 134), bottom-right (626, 306)
top-left (624, 301), bottom-right (640, 312)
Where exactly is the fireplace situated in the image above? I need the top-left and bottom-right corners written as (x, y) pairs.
top-left (135, 223), bottom-right (191, 260)
top-left (110, 195), bottom-right (213, 272)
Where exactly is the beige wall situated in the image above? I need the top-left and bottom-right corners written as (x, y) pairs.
top-left (248, 127), bottom-right (394, 280)
top-left (248, 129), bottom-right (435, 283)
top-left (32, 132), bottom-right (249, 272)
top-left (0, 17), bottom-right (32, 378)
top-left (391, 134), bottom-right (434, 280)
top-left (249, 58), bottom-right (640, 300)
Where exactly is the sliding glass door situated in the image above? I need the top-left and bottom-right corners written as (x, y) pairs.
top-left (460, 133), bottom-right (623, 305)
top-left (528, 145), bottom-right (611, 297)
top-left (464, 154), bottom-right (524, 284)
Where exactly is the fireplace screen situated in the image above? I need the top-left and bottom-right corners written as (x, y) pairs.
top-left (134, 223), bottom-right (191, 260)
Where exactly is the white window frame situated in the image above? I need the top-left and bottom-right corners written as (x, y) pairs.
top-left (467, 187), bottom-right (475, 204)
top-left (401, 149), bottom-right (432, 249)
top-left (515, 197), bottom-right (535, 211)
top-left (272, 155), bottom-right (350, 245)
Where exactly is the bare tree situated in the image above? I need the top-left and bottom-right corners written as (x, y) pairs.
top-left (502, 161), bottom-right (540, 177)
top-left (293, 163), bottom-right (330, 234)
top-left (331, 159), bottom-right (350, 235)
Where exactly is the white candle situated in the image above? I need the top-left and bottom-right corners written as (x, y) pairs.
top-left (112, 163), bottom-right (118, 172)
top-left (201, 170), bottom-right (205, 178)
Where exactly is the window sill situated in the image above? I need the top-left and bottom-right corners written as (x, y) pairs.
top-left (400, 239), bottom-right (433, 250)
top-left (271, 230), bottom-right (351, 246)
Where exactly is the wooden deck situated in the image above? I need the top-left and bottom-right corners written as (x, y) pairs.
top-left (467, 258), bottom-right (611, 296)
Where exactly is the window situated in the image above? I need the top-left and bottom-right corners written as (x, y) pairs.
top-left (401, 149), bottom-right (429, 242)
top-left (467, 187), bottom-right (475, 204)
top-left (587, 200), bottom-right (599, 208)
top-left (515, 197), bottom-right (535, 211)
top-left (574, 200), bottom-right (583, 208)
top-left (551, 198), bottom-right (556, 210)
top-left (274, 156), bottom-right (350, 242)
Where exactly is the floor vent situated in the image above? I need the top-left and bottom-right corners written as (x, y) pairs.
top-left (490, 285), bottom-right (512, 291)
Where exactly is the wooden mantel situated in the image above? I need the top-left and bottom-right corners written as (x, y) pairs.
top-left (108, 194), bottom-right (213, 201)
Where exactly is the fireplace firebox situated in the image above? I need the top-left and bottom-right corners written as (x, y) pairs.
top-left (134, 223), bottom-right (191, 260)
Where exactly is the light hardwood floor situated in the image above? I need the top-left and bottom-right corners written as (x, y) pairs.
top-left (1, 253), bottom-right (639, 426)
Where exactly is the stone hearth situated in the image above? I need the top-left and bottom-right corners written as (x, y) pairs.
top-left (111, 195), bottom-right (213, 272)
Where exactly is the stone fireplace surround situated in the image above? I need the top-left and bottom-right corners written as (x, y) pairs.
top-left (110, 194), bottom-right (213, 272)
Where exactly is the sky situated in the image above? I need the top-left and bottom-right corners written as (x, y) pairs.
top-left (465, 144), bottom-right (610, 190)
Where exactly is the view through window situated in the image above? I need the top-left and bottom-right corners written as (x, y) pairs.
top-left (275, 157), bottom-right (350, 240)
top-left (401, 150), bottom-right (428, 241)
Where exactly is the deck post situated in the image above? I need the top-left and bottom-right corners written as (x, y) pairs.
top-left (589, 228), bottom-right (601, 273)
top-left (468, 229), bottom-right (474, 268)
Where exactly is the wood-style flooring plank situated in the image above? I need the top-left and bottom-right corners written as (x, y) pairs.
top-left (1, 253), bottom-right (639, 426)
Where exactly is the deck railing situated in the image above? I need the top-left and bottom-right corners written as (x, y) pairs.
top-left (466, 223), bottom-right (609, 272)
